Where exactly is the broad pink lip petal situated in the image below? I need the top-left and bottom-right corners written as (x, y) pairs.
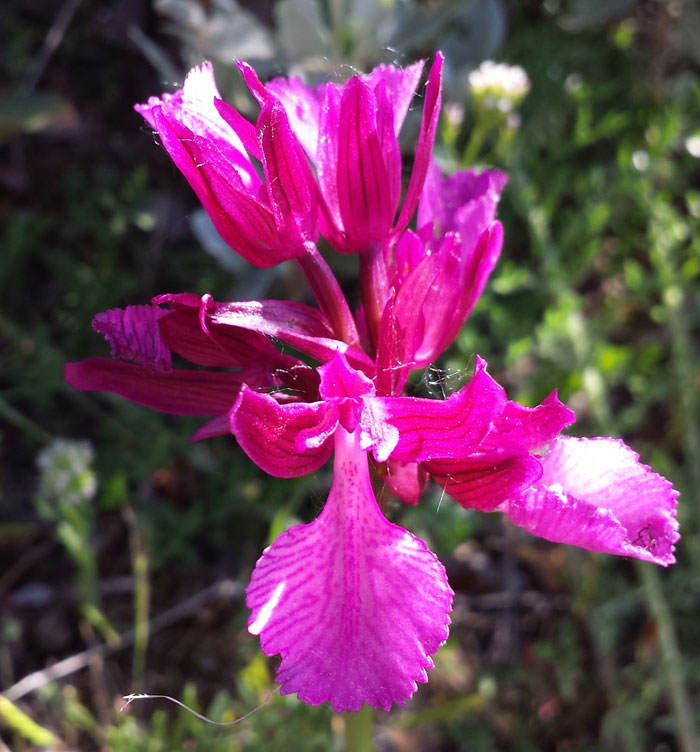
top-left (230, 386), bottom-right (336, 478)
top-left (364, 357), bottom-right (505, 463)
top-left (93, 305), bottom-right (171, 370)
top-left (427, 453), bottom-right (543, 512)
top-left (64, 358), bottom-right (244, 415)
top-left (246, 429), bottom-right (453, 712)
top-left (502, 437), bottom-right (680, 566)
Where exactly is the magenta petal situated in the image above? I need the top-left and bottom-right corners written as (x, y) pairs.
top-left (246, 429), bottom-right (453, 711)
top-left (417, 165), bottom-right (508, 241)
top-left (93, 305), bottom-right (171, 370)
top-left (264, 75), bottom-right (322, 158)
top-left (337, 77), bottom-right (394, 247)
top-left (395, 52), bottom-right (443, 233)
top-left (136, 62), bottom-right (259, 188)
top-left (485, 391), bottom-right (576, 453)
top-left (428, 454), bottom-right (543, 512)
top-left (159, 307), bottom-right (294, 370)
top-left (213, 97), bottom-right (261, 160)
top-left (363, 60), bottom-right (424, 136)
top-left (385, 459), bottom-right (428, 506)
top-left (230, 386), bottom-right (336, 478)
top-left (318, 351), bottom-right (374, 400)
top-left (189, 413), bottom-right (232, 442)
top-left (414, 222), bottom-right (504, 365)
top-left (64, 358), bottom-right (243, 415)
top-left (259, 99), bottom-right (318, 243)
top-left (208, 299), bottom-right (373, 372)
top-left (503, 437), bottom-right (680, 566)
top-left (364, 357), bottom-right (505, 463)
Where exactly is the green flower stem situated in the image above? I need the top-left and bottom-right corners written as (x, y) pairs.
top-left (462, 121), bottom-right (488, 166)
top-left (638, 563), bottom-right (699, 752)
top-left (344, 706), bottom-right (376, 752)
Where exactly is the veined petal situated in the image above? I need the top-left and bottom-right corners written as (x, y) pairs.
top-left (64, 358), bottom-right (244, 415)
top-left (158, 307), bottom-right (286, 368)
top-left (414, 222), bottom-right (504, 365)
top-left (363, 60), bottom-right (424, 136)
top-left (485, 391), bottom-right (576, 453)
top-left (208, 299), bottom-right (374, 372)
top-left (363, 357), bottom-right (506, 463)
top-left (427, 453), bottom-right (543, 512)
top-left (145, 112), bottom-right (287, 267)
top-left (395, 52), bottom-right (443, 233)
top-left (136, 62), bottom-right (259, 188)
top-left (318, 351), bottom-right (374, 400)
top-left (230, 386), bottom-right (336, 477)
top-left (385, 459), bottom-right (428, 506)
top-left (213, 97), bottom-right (261, 160)
top-left (337, 77), bottom-right (394, 247)
top-left (93, 305), bottom-right (171, 370)
top-left (259, 99), bottom-right (318, 242)
top-left (246, 428), bottom-right (453, 711)
top-left (265, 75), bottom-right (322, 158)
top-left (417, 164), bottom-right (508, 240)
top-left (502, 437), bottom-right (680, 566)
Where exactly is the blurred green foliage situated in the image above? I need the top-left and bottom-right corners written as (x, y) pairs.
top-left (1, 1), bottom-right (699, 750)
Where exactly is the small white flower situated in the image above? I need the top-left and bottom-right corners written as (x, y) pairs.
top-left (468, 61), bottom-right (531, 112)
top-left (685, 134), bottom-right (700, 158)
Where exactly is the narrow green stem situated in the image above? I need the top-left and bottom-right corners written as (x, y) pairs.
top-left (125, 506), bottom-right (150, 691)
top-left (462, 121), bottom-right (488, 166)
top-left (638, 563), bottom-right (699, 752)
top-left (344, 706), bottom-right (375, 752)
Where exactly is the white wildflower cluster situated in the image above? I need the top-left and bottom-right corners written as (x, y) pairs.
top-left (468, 61), bottom-right (531, 113)
top-left (36, 438), bottom-right (97, 511)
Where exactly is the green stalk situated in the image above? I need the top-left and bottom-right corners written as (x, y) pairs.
top-left (638, 563), bottom-right (699, 752)
top-left (344, 706), bottom-right (375, 752)
top-left (125, 506), bottom-right (150, 691)
top-left (462, 121), bottom-right (488, 166)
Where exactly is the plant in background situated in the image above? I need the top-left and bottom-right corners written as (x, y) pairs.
top-left (35, 439), bottom-right (119, 646)
top-left (65, 52), bottom-right (679, 747)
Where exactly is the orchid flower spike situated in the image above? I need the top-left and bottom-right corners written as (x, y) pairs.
top-left (66, 53), bottom-right (680, 714)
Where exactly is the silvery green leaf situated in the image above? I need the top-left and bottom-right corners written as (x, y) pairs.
top-left (346, 0), bottom-right (402, 63)
top-left (156, 0), bottom-right (276, 65)
top-left (275, 0), bottom-right (335, 67)
top-left (190, 209), bottom-right (243, 273)
top-left (190, 210), bottom-right (285, 298)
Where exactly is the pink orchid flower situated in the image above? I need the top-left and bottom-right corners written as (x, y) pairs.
top-left (66, 54), bottom-right (679, 713)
